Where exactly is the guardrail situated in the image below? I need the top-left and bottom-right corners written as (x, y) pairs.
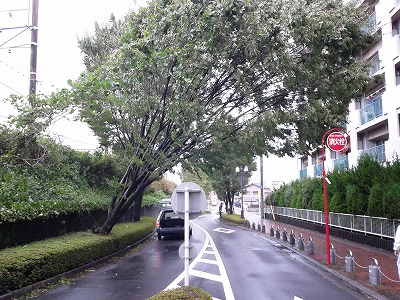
top-left (268, 206), bottom-right (399, 239)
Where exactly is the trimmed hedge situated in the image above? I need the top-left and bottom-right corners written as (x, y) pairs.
top-left (0, 217), bottom-right (155, 295)
top-left (220, 213), bottom-right (245, 224)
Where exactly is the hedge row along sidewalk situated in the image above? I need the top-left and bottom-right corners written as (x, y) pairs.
top-left (0, 217), bottom-right (155, 297)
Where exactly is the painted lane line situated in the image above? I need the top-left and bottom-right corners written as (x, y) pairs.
top-left (165, 223), bottom-right (235, 300)
top-left (198, 258), bottom-right (219, 265)
top-left (190, 269), bottom-right (223, 282)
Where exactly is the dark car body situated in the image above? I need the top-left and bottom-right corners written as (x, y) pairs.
top-left (156, 209), bottom-right (192, 240)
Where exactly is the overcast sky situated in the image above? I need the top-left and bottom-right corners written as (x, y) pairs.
top-left (0, 0), bottom-right (298, 186)
top-left (0, 0), bottom-right (147, 150)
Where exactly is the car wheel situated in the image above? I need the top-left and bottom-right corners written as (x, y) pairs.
top-left (157, 233), bottom-right (162, 240)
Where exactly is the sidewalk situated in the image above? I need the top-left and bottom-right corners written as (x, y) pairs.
top-left (237, 209), bottom-right (400, 300)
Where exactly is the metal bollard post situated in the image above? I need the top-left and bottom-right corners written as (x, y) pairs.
top-left (289, 230), bottom-right (295, 245)
top-left (330, 243), bottom-right (336, 265)
top-left (307, 236), bottom-right (314, 254)
top-left (275, 226), bottom-right (280, 239)
top-left (257, 223), bottom-right (261, 231)
top-left (282, 228), bottom-right (288, 242)
top-left (252, 222), bottom-right (256, 230)
top-left (296, 233), bottom-right (304, 250)
top-left (270, 225), bottom-right (275, 236)
top-left (261, 224), bottom-right (265, 233)
top-left (345, 250), bottom-right (355, 273)
top-left (369, 258), bottom-right (381, 286)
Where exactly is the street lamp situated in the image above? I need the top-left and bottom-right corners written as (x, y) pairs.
top-left (235, 166), bottom-right (248, 218)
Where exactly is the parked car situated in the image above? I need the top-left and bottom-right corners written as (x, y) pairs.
top-left (156, 209), bottom-right (192, 240)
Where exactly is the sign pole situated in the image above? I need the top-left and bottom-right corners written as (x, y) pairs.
top-left (321, 142), bottom-right (331, 267)
top-left (321, 127), bottom-right (350, 267)
top-left (184, 186), bottom-right (190, 286)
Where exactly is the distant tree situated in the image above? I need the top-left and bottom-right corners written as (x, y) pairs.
top-left (67, 0), bottom-right (373, 233)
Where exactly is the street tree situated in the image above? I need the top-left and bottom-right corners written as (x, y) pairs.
top-left (70, 0), bottom-right (373, 234)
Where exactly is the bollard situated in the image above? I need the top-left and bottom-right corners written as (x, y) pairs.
top-left (257, 223), bottom-right (261, 231)
top-left (270, 225), bottom-right (275, 237)
top-left (345, 250), bottom-right (355, 273)
top-left (282, 228), bottom-right (288, 242)
top-left (275, 226), bottom-right (281, 239)
top-left (296, 233), bottom-right (304, 251)
top-left (330, 243), bottom-right (336, 265)
top-left (289, 230), bottom-right (295, 245)
top-left (369, 258), bottom-right (381, 286)
top-left (261, 224), bottom-right (265, 233)
top-left (307, 236), bottom-right (314, 254)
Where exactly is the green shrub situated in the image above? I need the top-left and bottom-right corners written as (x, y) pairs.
top-left (0, 217), bottom-right (155, 294)
top-left (221, 212), bottom-right (245, 224)
top-left (147, 286), bottom-right (212, 300)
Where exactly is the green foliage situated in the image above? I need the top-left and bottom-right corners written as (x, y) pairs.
top-left (0, 127), bottom-right (171, 223)
top-left (0, 218), bottom-right (155, 294)
top-left (147, 286), bottom-right (212, 300)
top-left (383, 183), bottom-right (400, 220)
top-left (367, 183), bottom-right (384, 217)
top-left (267, 156), bottom-right (400, 219)
top-left (221, 212), bottom-right (245, 225)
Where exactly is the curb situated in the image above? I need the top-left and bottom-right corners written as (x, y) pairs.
top-left (0, 230), bottom-right (156, 300)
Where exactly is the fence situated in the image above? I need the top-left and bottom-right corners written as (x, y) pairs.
top-left (269, 206), bottom-right (399, 239)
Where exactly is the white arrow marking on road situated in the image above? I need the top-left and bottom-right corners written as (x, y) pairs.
top-left (165, 223), bottom-right (235, 300)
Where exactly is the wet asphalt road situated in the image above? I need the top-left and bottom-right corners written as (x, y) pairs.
top-left (32, 213), bottom-right (371, 300)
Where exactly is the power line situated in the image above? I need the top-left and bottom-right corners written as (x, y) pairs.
top-left (0, 80), bottom-right (24, 95)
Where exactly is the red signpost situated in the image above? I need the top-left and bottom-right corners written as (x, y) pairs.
top-left (321, 128), bottom-right (350, 267)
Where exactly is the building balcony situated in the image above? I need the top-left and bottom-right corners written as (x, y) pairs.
top-left (360, 144), bottom-right (386, 162)
top-left (368, 54), bottom-right (381, 77)
top-left (362, 11), bottom-right (377, 34)
top-left (299, 168), bottom-right (307, 179)
top-left (333, 156), bottom-right (349, 171)
top-left (360, 96), bottom-right (382, 125)
top-left (314, 164), bottom-right (322, 177)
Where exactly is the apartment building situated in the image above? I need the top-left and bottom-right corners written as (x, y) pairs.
top-left (299, 0), bottom-right (400, 179)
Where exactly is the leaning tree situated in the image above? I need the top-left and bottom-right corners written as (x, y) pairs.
top-left (70, 0), bottom-right (373, 234)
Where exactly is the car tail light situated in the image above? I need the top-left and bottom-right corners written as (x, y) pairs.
top-left (156, 220), bottom-right (160, 228)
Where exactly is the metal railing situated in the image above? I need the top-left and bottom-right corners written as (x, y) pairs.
top-left (299, 168), bottom-right (307, 179)
top-left (270, 206), bottom-right (398, 239)
top-left (368, 54), bottom-right (380, 76)
top-left (360, 144), bottom-right (386, 163)
top-left (360, 96), bottom-right (382, 125)
top-left (333, 156), bottom-right (348, 170)
top-left (314, 164), bottom-right (322, 177)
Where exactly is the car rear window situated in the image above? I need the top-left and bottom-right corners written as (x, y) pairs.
top-left (164, 211), bottom-right (180, 219)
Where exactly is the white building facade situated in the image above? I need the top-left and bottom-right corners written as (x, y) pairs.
top-left (299, 0), bottom-right (400, 179)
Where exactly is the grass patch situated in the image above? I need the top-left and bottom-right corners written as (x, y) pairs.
top-left (220, 212), bottom-right (245, 224)
top-left (147, 286), bottom-right (212, 300)
top-left (0, 217), bottom-right (155, 295)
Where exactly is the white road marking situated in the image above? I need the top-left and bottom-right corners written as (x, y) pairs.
top-left (166, 223), bottom-right (235, 300)
top-left (213, 227), bottom-right (235, 234)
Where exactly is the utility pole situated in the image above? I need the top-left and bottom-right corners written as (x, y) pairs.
top-left (260, 155), bottom-right (264, 218)
top-left (29, 0), bottom-right (39, 96)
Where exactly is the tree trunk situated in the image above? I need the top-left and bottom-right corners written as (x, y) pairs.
top-left (97, 164), bottom-right (152, 234)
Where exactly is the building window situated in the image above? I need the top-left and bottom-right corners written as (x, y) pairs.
top-left (396, 63), bottom-right (400, 86)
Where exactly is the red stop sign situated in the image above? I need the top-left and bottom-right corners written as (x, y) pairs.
top-left (327, 132), bottom-right (347, 152)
